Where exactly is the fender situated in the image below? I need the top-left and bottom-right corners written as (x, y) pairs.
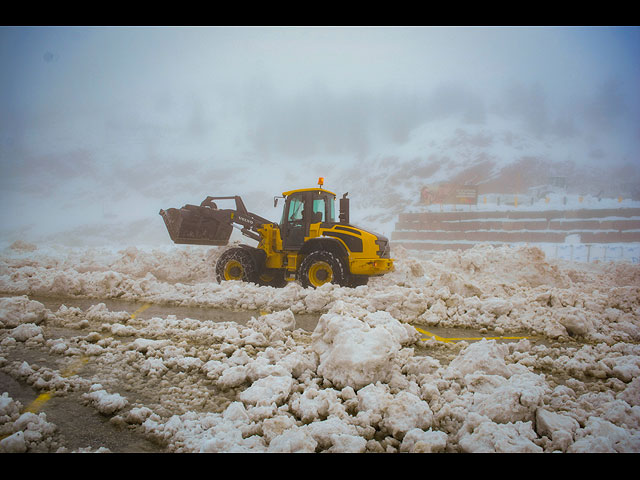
top-left (299, 236), bottom-right (349, 259)
top-left (321, 229), bottom-right (363, 253)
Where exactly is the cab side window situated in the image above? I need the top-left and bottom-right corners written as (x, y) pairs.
top-left (312, 198), bottom-right (326, 222)
top-left (284, 196), bottom-right (305, 223)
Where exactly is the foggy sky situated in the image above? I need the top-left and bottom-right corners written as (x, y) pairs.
top-left (1, 26), bottom-right (639, 245)
top-left (3, 26), bottom-right (639, 141)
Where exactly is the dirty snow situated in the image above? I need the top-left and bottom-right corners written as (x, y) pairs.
top-left (1, 241), bottom-right (639, 452)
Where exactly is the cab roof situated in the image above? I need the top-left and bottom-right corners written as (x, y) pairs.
top-left (282, 188), bottom-right (337, 197)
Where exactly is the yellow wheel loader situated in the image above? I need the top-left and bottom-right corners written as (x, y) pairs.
top-left (159, 179), bottom-right (393, 288)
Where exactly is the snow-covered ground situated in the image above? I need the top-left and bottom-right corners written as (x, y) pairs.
top-left (1, 241), bottom-right (639, 452)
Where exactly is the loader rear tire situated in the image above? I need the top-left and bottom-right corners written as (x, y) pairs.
top-left (299, 250), bottom-right (347, 288)
top-left (215, 247), bottom-right (259, 284)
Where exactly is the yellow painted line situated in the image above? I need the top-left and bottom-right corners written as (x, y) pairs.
top-left (10, 301), bottom-right (149, 422)
top-left (21, 356), bottom-right (89, 415)
top-left (415, 327), bottom-right (457, 344)
top-left (24, 392), bottom-right (52, 414)
top-left (441, 335), bottom-right (530, 341)
top-left (415, 327), bottom-right (529, 344)
top-left (18, 300), bottom-right (145, 416)
top-left (130, 303), bottom-right (151, 319)
top-left (16, 299), bottom-right (150, 417)
top-left (60, 356), bottom-right (89, 378)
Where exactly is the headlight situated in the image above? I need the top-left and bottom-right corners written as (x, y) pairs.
top-left (375, 237), bottom-right (390, 258)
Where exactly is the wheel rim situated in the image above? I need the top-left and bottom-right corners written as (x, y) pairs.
top-left (308, 261), bottom-right (333, 287)
top-left (224, 260), bottom-right (243, 280)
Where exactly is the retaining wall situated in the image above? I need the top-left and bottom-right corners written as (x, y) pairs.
top-left (391, 208), bottom-right (640, 257)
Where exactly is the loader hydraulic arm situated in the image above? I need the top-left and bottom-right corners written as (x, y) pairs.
top-left (200, 195), bottom-right (275, 242)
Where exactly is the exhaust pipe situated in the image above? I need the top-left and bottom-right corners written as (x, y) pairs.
top-left (339, 192), bottom-right (349, 224)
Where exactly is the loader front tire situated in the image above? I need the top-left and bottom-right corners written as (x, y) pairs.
top-left (215, 247), bottom-right (259, 284)
top-left (299, 250), bottom-right (347, 288)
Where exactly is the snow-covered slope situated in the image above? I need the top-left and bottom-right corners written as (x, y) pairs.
top-left (2, 112), bottom-right (638, 249)
top-left (340, 114), bottom-right (640, 234)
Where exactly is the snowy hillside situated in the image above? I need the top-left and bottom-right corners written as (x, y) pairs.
top-left (340, 114), bottom-right (640, 235)
top-left (2, 112), bottom-right (639, 250)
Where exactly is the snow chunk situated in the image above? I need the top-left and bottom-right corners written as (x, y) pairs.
top-left (312, 302), bottom-right (417, 390)
top-left (0, 296), bottom-right (47, 328)
top-left (304, 416), bottom-right (362, 450)
top-left (0, 394), bottom-right (58, 453)
top-left (469, 372), bottom-right (549, 424)
top-left (458, 413), bottom-right (542, 453)
top-left (239, 375), bottom-right (295, 407)
top-left (569, 417), bottom-right (640, 453)
top-left (217, 365), bottom-right (249, 389)
top-left (535, 408), bottom-right (580, 451)
top-left (355, 382), bottom-right (433, 439)
top-left (245, 309), bottom-right (297, 343)
top-left (0, 431), bottom-right (27, 453)
top-left (289, 386), bottom-right (342, 423)
top-left (83, 385), bottom-right (128, 415)
top-left (258, 309), bottom-right (297, 332)
top-left (268, 426), bottom-right (317, 453)
top-left (140, 358), bottom-right (168, 377)
top-left (400, 428), bottom-right (448, 453)
top-left (10, 323), bottom-right (43, 342)
top-left (381, 390), bottom-right (434, 439)
top-left (448, 339), bottom-right (514, 378)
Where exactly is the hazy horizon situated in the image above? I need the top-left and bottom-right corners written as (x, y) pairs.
top-left (1, 26), bottom-right (639, 246)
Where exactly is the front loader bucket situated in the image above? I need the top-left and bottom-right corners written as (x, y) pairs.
top-left (159, 204), bottom-right (233, 246)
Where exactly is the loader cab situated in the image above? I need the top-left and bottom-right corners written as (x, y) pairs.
top-left (280, 188), bottom-right (336, 250)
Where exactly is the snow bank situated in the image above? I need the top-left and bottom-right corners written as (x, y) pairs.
top-left (5, 242), bottom-right (637, 344)
top-left (1, 242), bottom-right (639, 452)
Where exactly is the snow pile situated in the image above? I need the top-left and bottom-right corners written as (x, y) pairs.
top-left (0, 296), bottom-right (48, 328)
top-left (312, 303), bottom-right (420, 390)
top-left (1, 242), bottom-right (640, 452)
top-left (83, 384), bottom-right (129, 415)
top-left (0, 297), bottom-right (47, 347)
top-left (0, 393), bottom-right (59, 453)
top-left (130, 306), bottom-right (440, 453)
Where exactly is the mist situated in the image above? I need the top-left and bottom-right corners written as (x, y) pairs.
top-left (1, 26), bottom-right (639, 246)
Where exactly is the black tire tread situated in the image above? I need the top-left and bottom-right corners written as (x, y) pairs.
top-left (299, 250), bottom-right (348, 288)
top-left (215, 247), bottom-right (260, 284)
